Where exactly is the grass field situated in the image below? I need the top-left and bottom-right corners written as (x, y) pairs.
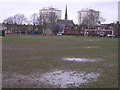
top-left (2, 36), bottom-right (118, 88)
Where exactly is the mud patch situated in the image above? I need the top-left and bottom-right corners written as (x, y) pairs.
top-left (63, 57), bottom-right (102, 62)
top-left (3, 72), bottom-right (41, 87)
top-left (39, 70), bottom-right (100, 88)
top-left (3, 70), bottom-right (100, 88)
top-left (5, 47), bottom-right (33, 51)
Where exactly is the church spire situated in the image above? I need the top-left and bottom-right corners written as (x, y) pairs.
top-left (65, 5), bottom-right (68, 20)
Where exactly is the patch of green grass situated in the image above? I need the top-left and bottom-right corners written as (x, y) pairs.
top-left (2, 36), bottom-right (118, 88)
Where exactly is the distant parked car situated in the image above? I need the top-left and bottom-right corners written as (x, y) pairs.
top-left (57, 33), bottom-right (62, 36)
top-left (31, 32), bottom-right (36, 35)
top-left (112, 35), bottom-right (120, 38)
top-left (98, 34), bottom-right (106, 37)
top-left (107, 34), bottom-right (113, 38)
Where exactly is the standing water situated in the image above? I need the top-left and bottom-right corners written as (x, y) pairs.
top-left (63, 57), bottom-right (102, 62)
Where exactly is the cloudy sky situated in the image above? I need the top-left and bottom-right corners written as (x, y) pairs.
top-left (0, 0), bottom-right (119, 24)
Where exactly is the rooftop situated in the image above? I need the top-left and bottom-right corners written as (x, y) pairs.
top-left (40, 6), bottom-right (61, 11)
top-left (56, 19), bottom-right (75, 26)
top-left (78, 8), bottom-right (99, 13)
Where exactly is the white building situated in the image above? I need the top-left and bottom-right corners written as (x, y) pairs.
top-left (0, 23), bottom-right (7, 31)
top-left (118, 1), bottom-right (120, 23)
top-left (40, 6), bottom-right (61, 23)
top-left (78, 8), bottom-right (99, 25)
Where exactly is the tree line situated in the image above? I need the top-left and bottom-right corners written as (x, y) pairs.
top-left (2, 12), bottom-right (58, 34)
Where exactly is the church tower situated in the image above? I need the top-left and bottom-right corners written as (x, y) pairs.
top-left (65, 5), bottom-right (68, 20)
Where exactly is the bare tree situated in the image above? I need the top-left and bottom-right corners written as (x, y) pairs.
top-left (30, 13), bottom-right (39, 25)
top-left (12, 14), bottom-right (27, 34)
top-left (48, 12), bottom-right (58, 31)
top-left (82, 9), bottom-right (106, 29)
top-left (40, 12), bottom-right (49, 34)
top-left (3, 14), bottom-right (28, 34)
top-left (13, 13), bottom-right (27, 25)
top-left (82, 9), bottom-right (100, 28)
top-left (3, 16), bottom-right (14, 24)
top-left (40, 12), bottom-right (58, 34)
top-left (2, 16), bottom-right (15, 32)
top-left (29, 13), bottom-right (40, 33)
top-left (99, 16), bottom-right (106, 23)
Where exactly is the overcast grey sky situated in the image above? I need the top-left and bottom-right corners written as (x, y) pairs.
top-left (0, 0), bottom-right (119, 24)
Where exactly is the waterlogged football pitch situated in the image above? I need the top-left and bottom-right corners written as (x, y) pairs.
top-left (2, 36), bottom-right (118, 88)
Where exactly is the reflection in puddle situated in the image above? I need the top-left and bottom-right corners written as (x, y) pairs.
top-left (63, 57), bottom-right (101, 62)
top-left (39, 70), bottom-right (100, 88)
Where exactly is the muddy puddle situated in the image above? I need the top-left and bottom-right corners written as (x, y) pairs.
top-left (3, 70), bottom-right (100, 88)
top-left (63, 57), bottom-right (102, 62)
top-left (37, 70), bottom-right (100, 88)
top-left (83, 46), bottom-right (99, 48)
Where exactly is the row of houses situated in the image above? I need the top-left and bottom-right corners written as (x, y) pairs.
top-left (1, 22), bottom-right (119, 37)
top-left (56, 22), bottom-right (119, 37)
